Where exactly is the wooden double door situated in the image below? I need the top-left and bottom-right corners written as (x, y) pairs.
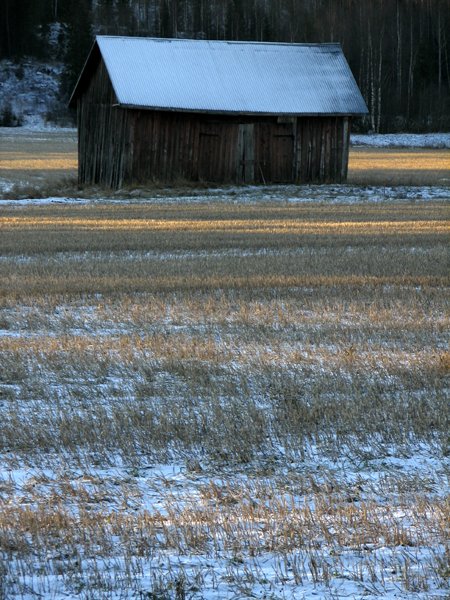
top-left (198, 121), bottom-right (296, 184)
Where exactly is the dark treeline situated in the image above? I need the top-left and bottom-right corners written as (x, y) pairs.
top-left (1, 0), bottom-right (449, 131)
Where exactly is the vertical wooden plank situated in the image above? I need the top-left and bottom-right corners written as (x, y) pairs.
top-left (254, 122), bottom-right (261, 183)
top-left (179, 116), bottom-right (186, 178)
top-left (319, 120), bottom-right (325, 181)
top-left (151, 112), bottom-right (157, 181)
top-left (188, 117), bottom-right (196, 179)
top-left (299, 119), bottom-right (306, 183)
top-left (330, 117), bottom-right (337, 181)
top-left (246, 123), bottom-right (255, 183)
top-left (293, 118), bottom-right (301, 183)
top-left (160, 114), bottom-right (168, 182)
top-left (236, 124), bottom-right (244, 183)
top-left (171, 113), bottom-right (179, 180)
top-left (306, 120), bottom-right (313, 182)
top-left (323, 118), bottom-right (331, 182)
top-left (192, 119), bottom-right (199, 180)
top-left (237, 123), bottom-right (255, 183)
top-left (314, 121), bottom-right (321, 181)
top-left (182, 115), bottom-right (190, 179)
top-left (308, 120), bottom-right (314, 181)
top-left (341, 117), bottom-right (350, 181)
top-left (148, 112), bottom-right (155, 180)
top-left (334, 117), bottom-right (340, 181)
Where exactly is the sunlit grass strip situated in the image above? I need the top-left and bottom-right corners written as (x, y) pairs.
top-left (2, 202), bottom-right (447, 227)
top-left (349, 150), bottom-right (450, 171)
top-left (1, 217), bottom-right (448, 235)
top-left (0, 158), bottom-right (78, 170)
top-left (1, 491), bottom-right (447, 554)
top-left (2, 332), bottom-right (447, 374)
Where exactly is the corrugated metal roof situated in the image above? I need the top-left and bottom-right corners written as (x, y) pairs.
top-left (71, 36), bottom-right (368, 116)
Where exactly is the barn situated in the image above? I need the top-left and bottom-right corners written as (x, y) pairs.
top-left (69, 36), bottom-right (368, 188)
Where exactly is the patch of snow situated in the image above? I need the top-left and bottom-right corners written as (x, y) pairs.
top-left (0, 125), bottom-right (76, 136)
top-left (0, 197), bottom-right (86, 206)
top-left (351, 132), bottom-right (450, 148)
top-left (0, 184), bottom-right (449, 206)
top-left (0, 178), bottom-right (14, 194)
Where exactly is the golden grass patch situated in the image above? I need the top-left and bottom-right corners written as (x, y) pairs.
top-left (349, 149), bottom-right (450, 171)
top-left (1, 215), bottom-right (448, 235)
top-left (348, 148), bottom-right (450, 185)
top-left (0, 154), bottom-right (77, 171)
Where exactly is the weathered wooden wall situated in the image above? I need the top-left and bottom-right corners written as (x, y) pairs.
top-left (77, 56), bottom-right (133, 188)
top-left (127, 111), bottom-right (350, 185)
top-left (77, 60), bottom-right (351, 187)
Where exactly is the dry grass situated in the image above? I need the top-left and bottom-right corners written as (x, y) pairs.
top-left (0, 128), bottom-right (77, 193)
top-left (0, 156), bottom-right (77, 171)
top-left (1, 201), bottom-right (448, 257)
top-left (0, 197), bottom-right (449, 597)
top-left (348, 147), bottom-right (450, 185)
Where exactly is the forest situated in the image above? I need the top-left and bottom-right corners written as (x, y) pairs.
top-left (1, 0), bottom-right (449, 132)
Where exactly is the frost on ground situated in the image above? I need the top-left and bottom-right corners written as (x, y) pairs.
top-left (0, 178), bottom-right (14, 195)
top-left (0, 183), bottom-right (449, 206)
top-left (351, 132), bottom-right (450, 148)
top-left (0, 194), bottom-right (449, 599)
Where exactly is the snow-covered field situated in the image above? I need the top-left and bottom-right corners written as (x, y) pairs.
top-left (1, 191), bottom-right (448, 598)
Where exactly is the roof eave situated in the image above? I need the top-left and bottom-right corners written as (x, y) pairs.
top-left (115, 103), bottom-right (369, 117)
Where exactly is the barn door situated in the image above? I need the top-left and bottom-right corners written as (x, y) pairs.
top-left (198, 127), bottom-right (221, 181)
top-left (271, 124), bottom-right (295, 182)
top-left (237, 124), bottom-right (255, 183)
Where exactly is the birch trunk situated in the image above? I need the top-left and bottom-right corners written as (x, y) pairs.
top-left (407, 11), bottom-right (414, 122)
top-left (376, 32), bottom-right (383, 133)
top-left (396, 0), bottom-right (402, 100)
top-left (437, 6), bottom-right (442, 95)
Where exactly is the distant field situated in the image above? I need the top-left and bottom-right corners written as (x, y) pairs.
top-left (0, 128), bottom-right (449, 194)
top-left (0, 194), bottom-right (449, 597)
top-left (0, 128), bottom-right (77, 193)
top-left (348, 147), bottom-right (450, 185)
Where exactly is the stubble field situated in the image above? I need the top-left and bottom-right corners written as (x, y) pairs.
top-left (0, 130), bottom-right (449, 598)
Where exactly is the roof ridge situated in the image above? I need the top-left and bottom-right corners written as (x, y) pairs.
top-left (95, 35), bottom-right (341, 48)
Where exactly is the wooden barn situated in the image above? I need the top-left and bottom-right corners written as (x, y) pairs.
top-left (69, 36), bottom-right (368, 188)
